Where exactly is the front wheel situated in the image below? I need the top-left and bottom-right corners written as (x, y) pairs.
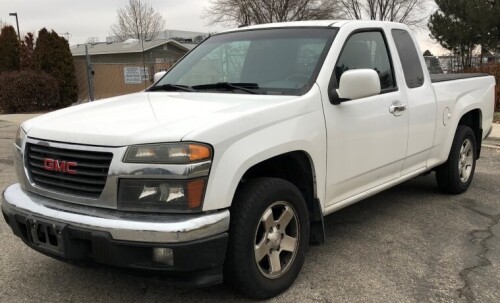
top-left (436, 125), bottom-right (477, 194)
top-left (224, 178), bottom-right (309, 299)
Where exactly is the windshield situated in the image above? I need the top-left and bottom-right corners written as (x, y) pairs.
top-left (153, 28), bottom-right (337, 95)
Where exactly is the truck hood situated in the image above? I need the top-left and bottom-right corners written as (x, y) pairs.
top-left (23, 92), bottom-right (297, 146)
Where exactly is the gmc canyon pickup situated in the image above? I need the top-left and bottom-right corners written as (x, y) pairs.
top-left (2, 20), bottom-right (496, 298)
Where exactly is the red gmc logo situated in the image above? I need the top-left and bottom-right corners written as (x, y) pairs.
top-left (43, 158), bottom-right (77, 174)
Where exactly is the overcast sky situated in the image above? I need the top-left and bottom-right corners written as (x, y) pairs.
top-left (1, 0), bottom-right (447, 55)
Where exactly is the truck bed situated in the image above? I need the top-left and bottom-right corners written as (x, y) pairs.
top-left (431, 73), bottom-right (489, 83)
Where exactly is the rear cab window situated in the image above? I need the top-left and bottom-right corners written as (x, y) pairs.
top-left (391, 29), bottom-right (425, 88)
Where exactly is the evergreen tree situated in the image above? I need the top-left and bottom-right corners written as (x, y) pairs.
top-left (34, 28), bottom-right (78, 107)
top-left (0, 26), bottom-right (20, 72)
top-left (423, 50), bottom-right (434, 57)
top-left (20, 32), bottom-right (35, 70)
top-left (429, 0), bottom-right (500, 68)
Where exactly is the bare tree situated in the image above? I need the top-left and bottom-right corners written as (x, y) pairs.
top-left (205, 0), bottom-right (343, 25)
top-left (339, 0), bottom-right (430, 28)
top-left (111, 0), bottom-right (166, 41)
top-left (0, 19), bottom-right (9, 28)
top-left (338, 0), bottom-right (363, 19)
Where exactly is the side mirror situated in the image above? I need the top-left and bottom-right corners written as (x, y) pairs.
top-left (153, 71), bottom-right (167, 83)
top-left (334, 69), bottom-right (381, 103)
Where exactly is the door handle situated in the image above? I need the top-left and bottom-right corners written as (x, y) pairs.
top-left (389, 102), bottom-right (406, 116)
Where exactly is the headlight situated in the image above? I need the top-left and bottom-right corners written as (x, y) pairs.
top-left (15, 127), bottom-right (26, 148)
top-left (118, 178), bottom-right (206, 213)
top-left (123, 143), bottom-right (212, 164)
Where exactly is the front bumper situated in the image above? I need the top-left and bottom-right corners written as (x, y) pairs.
top-left (2, 184), bottom-right (230, 286)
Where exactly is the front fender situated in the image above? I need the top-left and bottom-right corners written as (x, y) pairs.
top-left (204, 109), bottom-right (326, 211)
top-left (184, 87), bottom-right (328, 212)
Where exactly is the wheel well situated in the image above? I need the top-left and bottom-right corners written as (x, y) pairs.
top-left (240, 151), bottom-right (325, 245)
top-left (458, 109), bottom-right (482, 158)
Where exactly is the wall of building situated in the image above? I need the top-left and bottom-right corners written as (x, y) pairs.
top-left (106, 29), bottom-right (208, 43)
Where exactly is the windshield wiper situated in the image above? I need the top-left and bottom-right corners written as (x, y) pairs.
top-left (192, 82), bottom-right (260, 94)
top-left (148, 84), bottom-right (196, 92)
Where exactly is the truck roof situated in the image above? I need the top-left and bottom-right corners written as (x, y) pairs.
top-left (221, 20), bottom-right (406, 34)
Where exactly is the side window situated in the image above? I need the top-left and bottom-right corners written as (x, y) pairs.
top-left (335, 31), bottom-right (396, 91)
top-left (392, 29), bottom-right (424, 88)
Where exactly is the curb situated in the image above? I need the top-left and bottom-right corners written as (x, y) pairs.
top-left (484, 136), bottom-right (500, 143)
top-left (482, 136), bottom-right (500, 149)
top-left (0, 114), bottom-right (42, 125)
top-left (482, 143), bottom-right (500, 150)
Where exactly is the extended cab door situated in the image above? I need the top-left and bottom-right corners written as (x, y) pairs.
top-left (391, 28), bottom-right (437, 175)
top-left (322, 28), bottom-right (409, 206)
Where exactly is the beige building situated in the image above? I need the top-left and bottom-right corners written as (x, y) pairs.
top-left (71, 39), bottom-right (195, 101)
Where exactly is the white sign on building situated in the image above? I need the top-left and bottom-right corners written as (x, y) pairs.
top-left (124, 67), bottom-right (149, 84)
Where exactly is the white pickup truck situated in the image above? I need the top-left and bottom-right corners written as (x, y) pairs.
top-left (2, 20), bottom-right (496, 298)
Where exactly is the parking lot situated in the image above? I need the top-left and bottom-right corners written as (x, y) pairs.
top-left (1, 117), bottom-right (499, 303)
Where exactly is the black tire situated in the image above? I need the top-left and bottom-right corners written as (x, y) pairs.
top-left (436, 125), bottom-right (477, 194)
top-left (224, 178), bottom-right (309, 299)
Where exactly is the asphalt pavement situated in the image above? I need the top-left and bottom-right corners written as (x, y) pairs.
top-left (1, 116), bottom-right (500, 303)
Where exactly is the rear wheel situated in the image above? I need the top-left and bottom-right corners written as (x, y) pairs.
top-left (436, 125), bottom-right (477, 194)
top-left (224, 178), bottom-right (309, 299)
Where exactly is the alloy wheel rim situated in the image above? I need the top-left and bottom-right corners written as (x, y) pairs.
top-left (458, 138), bottom-right (474, 183)
top-left (254, 201), bottom-right (299, 279)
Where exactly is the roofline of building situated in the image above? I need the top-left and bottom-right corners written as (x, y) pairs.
top-left (72, 39), bottom-right (191, 57)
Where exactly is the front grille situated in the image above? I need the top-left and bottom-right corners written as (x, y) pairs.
top-left (26, 143), bottom-right (113, 198)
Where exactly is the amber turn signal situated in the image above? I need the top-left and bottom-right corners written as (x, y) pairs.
top-left (187, 179), bottom-right (206, 209)
top-left (189, 144), bottom-right (212, 162)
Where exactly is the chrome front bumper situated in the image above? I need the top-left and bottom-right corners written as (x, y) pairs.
top-left (1, 183), bottom-right (230, 243)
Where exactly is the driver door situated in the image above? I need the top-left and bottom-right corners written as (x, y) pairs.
top-left (323, 29), bottom-right (409, 206)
